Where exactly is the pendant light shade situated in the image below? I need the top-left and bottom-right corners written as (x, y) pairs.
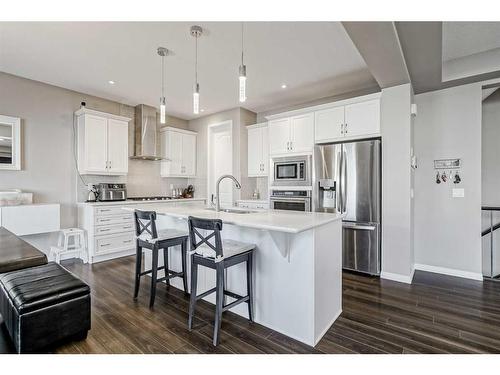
top-left (239, 23), bottom-right (247, 103)
top-left (157, 47), bottom-right (169, 124)
top-left (190, 25), bottom-right (203, 115)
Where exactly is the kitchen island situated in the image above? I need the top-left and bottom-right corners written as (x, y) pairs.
top-left (125, 204), bottom-right (344, 346)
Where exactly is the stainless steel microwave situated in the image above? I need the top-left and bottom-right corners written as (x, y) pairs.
top-left (271, 156), bottom-right (311, 187)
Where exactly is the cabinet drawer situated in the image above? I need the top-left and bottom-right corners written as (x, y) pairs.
top-left (95, 206), bottom-right (129, 217)
top-left (95, 214), bottom-right (133, 226)
top-left (95, 233), bottom-right (135, 255)
top-left (95, 222), bottom-right (135, 236)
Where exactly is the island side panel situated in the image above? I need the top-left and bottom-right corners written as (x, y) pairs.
top-left (313, 219), bottom-right (342, 345)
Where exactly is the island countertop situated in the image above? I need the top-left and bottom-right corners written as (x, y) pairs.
top-left (123, 204), bottom-right (344, 234)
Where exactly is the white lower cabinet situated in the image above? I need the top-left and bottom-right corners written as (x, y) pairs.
top-left (78, 200), bottom-right (206, 264)
top-left (236, 200), bottom-right (269, 209)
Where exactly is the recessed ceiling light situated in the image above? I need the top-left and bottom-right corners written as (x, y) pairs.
top-left (281, 84), bottom-right (287, 89)
top-left (108, 80), bottom-right (115, 85)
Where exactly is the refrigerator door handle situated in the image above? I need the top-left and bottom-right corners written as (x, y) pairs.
top-left (343, 223), bottom-right (376, 231)
top-left (342, 149), bottom-right (347, 213)
top-left (337, 149), bottom-right (343, 212)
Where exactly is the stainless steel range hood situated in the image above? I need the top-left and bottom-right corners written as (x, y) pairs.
top-left (130, 104), bottom-right (162, 160)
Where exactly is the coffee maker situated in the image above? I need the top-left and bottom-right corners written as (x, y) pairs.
top-left (318, 179), bottom-right (336, 213)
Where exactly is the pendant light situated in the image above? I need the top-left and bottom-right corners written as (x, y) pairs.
top-left (190, 25), bottom-right (203, 115)
top-left (157, 47), bottom-right (169, 124)
top-left (239, 22), bottom-right (247, 103)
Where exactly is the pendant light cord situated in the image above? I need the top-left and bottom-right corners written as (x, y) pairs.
top-left (195, 34), bottom-right (198, 85)
top-left (241, 22), bottom-right (244, 66)
top-left (161, 54), bottom-right (165, 98)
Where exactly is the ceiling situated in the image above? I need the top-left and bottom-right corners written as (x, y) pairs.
top-left (0, 22), bottom-right (377, 120)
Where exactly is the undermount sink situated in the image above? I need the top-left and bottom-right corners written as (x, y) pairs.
top-left (205, 207), bottom-right (256, 214)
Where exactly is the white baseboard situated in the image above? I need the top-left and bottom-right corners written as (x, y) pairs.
top-left (380, 268), bottom-right (415, 284)
top-left (414, 263), bottom-right (483, 281)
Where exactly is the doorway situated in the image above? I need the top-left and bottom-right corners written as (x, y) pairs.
top-left (207, 121), bottom-right (233, 208)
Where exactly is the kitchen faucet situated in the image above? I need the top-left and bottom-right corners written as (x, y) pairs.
top-left (215, 174), bottom-right (241, 212)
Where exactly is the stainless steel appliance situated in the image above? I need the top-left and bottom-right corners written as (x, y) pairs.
top-left (314, 139), bottom-right (381, 275)
top-left (97, 183), bottom-right (127, 201)
top-left (130, 104), bottom-right (163, 160)
top-left (270, 190), bottom-right (311, 212)
top-left (271, 155), bottom-right (311, 187)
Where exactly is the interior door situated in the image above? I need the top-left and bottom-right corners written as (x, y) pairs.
top-left (247, 127), bottom-right (262, 176)
top-left (107, 119), bottom-right (129, 174)
top-left (314, 107), bottom-right (345, 142)
top-left (290, 113), bottom-right (314, 153)
top-left (182, 133), bottom-right (196, 176)
top-left (344, 100), bottom-right (380, 138)
top-left (269, 118), bottom-right (290, 155)
top-left (213, 130), bottom-right (233, 208)
top-left (84, 115), bottom-right (108, 173)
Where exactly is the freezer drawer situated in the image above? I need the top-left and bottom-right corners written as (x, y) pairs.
top-left (342, 222), bottom-right (380, 275)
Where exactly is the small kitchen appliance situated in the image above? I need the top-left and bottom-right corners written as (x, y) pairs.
top-left (97, 183), bottom-right (127, 201)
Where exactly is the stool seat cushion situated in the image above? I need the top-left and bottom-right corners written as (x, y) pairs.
top-left (0, 262), bottom-right (90, 314)
top-left (194, 239), bottom-right (255, 262)
top-left (137, 228), bottom-right (188, 243)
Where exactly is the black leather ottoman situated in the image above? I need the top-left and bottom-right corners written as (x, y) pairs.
top-left (0, 262), bottom-right (91, 353)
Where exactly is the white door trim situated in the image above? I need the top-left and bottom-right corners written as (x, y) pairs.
top-left (207, 120), bottom-right (233, 206)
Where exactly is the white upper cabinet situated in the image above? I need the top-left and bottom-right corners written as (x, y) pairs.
top-left (315, 107), bottom-right (345, 142)
top-left (314, 97), bottom-right (381, 143)
top-left (76, 109), bottom-right (130, 175)
top-left (290, 113), bottom-right (314, 153)
top-left (247, 123), bottom-right (269, 177)
top-left (160, 127), bottom-right (197, 178)
top-left (268, 118), bottom-right (290, 155)
top-left (268, 114), bottom-right (313, 156)
top-left (107, 119), bottom-right (129, 174)
top-left (344, 100), bottom-right (380, 138)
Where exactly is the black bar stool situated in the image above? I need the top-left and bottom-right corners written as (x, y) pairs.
top-left (187, 216), bottom-right (255, 346)
top-left (133, 210), bottom-right (189, 308)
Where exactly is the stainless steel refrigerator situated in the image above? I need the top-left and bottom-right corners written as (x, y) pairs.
top-left (314, 139), bottom-right (381, 275)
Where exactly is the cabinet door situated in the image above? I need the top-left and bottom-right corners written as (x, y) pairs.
top-left (107, 119), bottom-right (129, 174)
top-left (181, 133), bottom-right (196, 176)
top-left (84, 115), bottom-right (108, 173)
top-left (315, 106), bottom-right (345, 142)
top-left (261, 126), bottom-right (269, 176)
top-left (290, 113), bottom-right (314, 153)
top-left (169, 131), bottom-right (183, 175)
top-left (268, 118), bottom-right (290, 155)
top-left (247, 127), bottom-right (262, 176)
top-left (344, 100), bottom-right (380, 138)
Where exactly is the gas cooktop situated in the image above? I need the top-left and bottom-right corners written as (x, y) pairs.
top-left (127, 196), bottom-right (173, 201)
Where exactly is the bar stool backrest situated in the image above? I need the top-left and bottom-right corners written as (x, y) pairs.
top-left (188, 216), bottom-right (224, 259)
top-left (134, 210), bottom-right (158, 240)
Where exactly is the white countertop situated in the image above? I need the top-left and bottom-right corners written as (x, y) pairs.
top-left (123, 204), bottom-right (343, 234)
top-left (77, 198), bottom-right (206, 206)
top-left (236, 199), bottom-right (269, 203)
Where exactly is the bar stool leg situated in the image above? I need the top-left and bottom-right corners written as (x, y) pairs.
top-left (213, 263), bottom-right (224, 346)
top-left (246, 252), bottom-right (254, 322)
top-left (188, 258), bottom-right (198, 330)
top-left (163, 247), bottom-right (170, 289)
top-left (150, 245), bottom-right (159, 308)
top-left (181, 238), bottom-right (188, 294)
top-left (133, 241), bottom-right (142, 300)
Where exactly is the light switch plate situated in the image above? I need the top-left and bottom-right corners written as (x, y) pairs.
top-left (452, 188), bottom-right (465, 198)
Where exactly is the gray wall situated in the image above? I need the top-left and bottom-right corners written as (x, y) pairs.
top-left (0, 72), bottom-right (188, 243)
top-left (380, 84), bottom-right (414, 280)
top-left (414, 83), bottom-right (482, 276)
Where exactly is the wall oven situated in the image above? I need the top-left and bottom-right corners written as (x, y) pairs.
top-left (270, 190), bottom-right (312, 212)
top-left (271, 156), bottom-right (311, 187)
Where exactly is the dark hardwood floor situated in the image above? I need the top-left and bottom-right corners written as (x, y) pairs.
top-left (2, 255), bottom-right (500, 354)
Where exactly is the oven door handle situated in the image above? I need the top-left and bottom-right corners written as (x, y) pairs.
top-left (270, 198), bottom-right (308, 203)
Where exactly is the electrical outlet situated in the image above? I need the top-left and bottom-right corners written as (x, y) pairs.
top-left (452, 188), bottom-right (464, 198)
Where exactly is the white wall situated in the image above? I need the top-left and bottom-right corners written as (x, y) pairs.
top-left (380, 84), bottom-right (414, 282)
top-left (414, 83), bottom-right (482, 279)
